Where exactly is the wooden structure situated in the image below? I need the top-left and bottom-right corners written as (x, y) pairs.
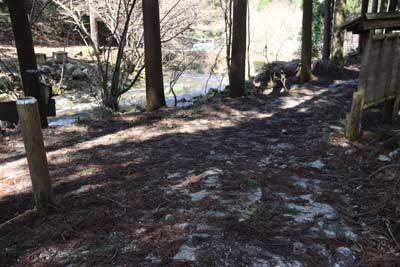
top-left (344, 12), bottom-right (400, 34)
top-left (0, 76), bottom-right (56, 124)
top-left (345, 33), bottom-right (400, 140)
top-left (17, 97), bottom-right (55, 211)
top-left (344, 4), bottom-right (400, 140)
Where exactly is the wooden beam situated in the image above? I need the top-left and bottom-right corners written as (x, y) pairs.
top-left (0, 100), bottom-right (56, 123)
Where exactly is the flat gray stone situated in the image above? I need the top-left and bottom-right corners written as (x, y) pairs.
top-left (173, 245), bottom-right (196, 262)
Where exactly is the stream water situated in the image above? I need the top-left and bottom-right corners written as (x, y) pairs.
top-left (49, 72), bottom-right (228, 127)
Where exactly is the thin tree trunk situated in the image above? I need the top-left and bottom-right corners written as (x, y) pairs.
top-left (323, 0), bottom-right (332, 61)
top-left (229, 0), bottom-right (247, 98)
top-left (88, 0), bottom-right (99, 50)
top-left (332, 0), bottom-right (346, 65)
top-left (389, 0), bottom-right (399, 12)
top-left (143, 0), bottom-right (166, 111)
top-left (301, 0), bottom-right (312, 83)
top-left (380, 0), bottom-right (389, 12)
top-left (359, 0), bottom-right (369, 54)
top-left (247, 1), bottom-right (251, 79)
top-left (372, 0), bottom-right (379, 12)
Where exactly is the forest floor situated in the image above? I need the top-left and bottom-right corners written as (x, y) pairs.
top-left (1, 73), bottom-right (400, 266)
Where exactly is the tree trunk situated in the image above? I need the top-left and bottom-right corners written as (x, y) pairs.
top-left (389, 0), bottom-right (399, 12)
top-left (323, 0), bottom-right (332, 61)
top-left (26, 70), bottom-right (48, 127)
top-left (17, 97), bottom-right (54, 212)
top-left (301, 0), bottom-right (313, 83)
top-left (143, 0), bottom-right (166, 111)
top-left (380, 0), bottom-right (389, 12)
top-left (88, 0), bottom-right (99, 50)
top-left (332, 0), bottom-right (346, 65)
top-left (372, 0), bottom-right (379, 12)
top-left (6, 0), bottom-right (48, 127)
top-left (5, 0), bottom-right (37, 94)
top-left (359, 0), bottom-right (369, 54)
top-left (229, 0), bottom-right (247, 98)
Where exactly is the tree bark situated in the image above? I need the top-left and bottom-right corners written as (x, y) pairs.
top-left (88, 0), bottom-right (99, 50)
top-left (26, 70), bottom-right (48, 127)
top-left (17, 97), bottom-right (54, 212)
top-left (332, 0), bottom-right (346, 65)
top-left (229, 0), bottom-right (247, 98)
top-left (323, 0), bottom-right (332, 61)
top-left (5, 0), bottom-right (37, 93)
top-left (301, 0), bottom-right (312, 83)
top-left (143, 0), bottom-right (166, 111)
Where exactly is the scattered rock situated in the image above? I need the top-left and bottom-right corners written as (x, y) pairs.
top-left (64, 63), bottom-right (76, 74)
top-left (309, 160), bottom-right (325, 170)
top-left (293, 242), bottom-right (306, 255)
top-left (173, 245), bottom-right (196, 262)
top-left (145, 253), bottom-right (161, 263)
top-left (72, 69), bottom-right (87, 80)
top-left (270, 143), bottom-right (295, 151)
top-left (167, 172), bottom-right (182, 180)
top-left (389, 149), bottom-right (400, 159)
top-left (190, 190), bottom-right (211, 201)
top-left (378, 155), bottom-right (391, 162)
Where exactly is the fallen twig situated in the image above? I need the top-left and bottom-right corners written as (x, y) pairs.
top-left (385, 219), bottom-right (400, 250)
top-left (97, 194), bottom-right (131, 209)
top-left (0, 209), bottom-right (39, 232)
top-left (368, 164), bottom-right (400, 179)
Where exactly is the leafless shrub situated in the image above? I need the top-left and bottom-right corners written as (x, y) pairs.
top-left (54, 0), bottom-right (198, 110)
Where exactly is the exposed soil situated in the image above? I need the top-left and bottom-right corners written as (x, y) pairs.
top-left (1, 77), bottom-right (400, 266)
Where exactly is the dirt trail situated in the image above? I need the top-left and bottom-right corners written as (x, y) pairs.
top-left (0, 80), bottom-right (398, 266)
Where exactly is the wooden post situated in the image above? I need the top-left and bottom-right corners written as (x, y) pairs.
top-left (229, 0), bottom-right (247, 98)
top-left (345, 91), bottom-right (364, 141)
top-left (35, 53), bottom-right (47, 65)
top-left (17, 97), bottom-right (54, 212)
top-left (52, 51), bottom-right (68, 64)
top-left (143, 0), bottom-right (166, 111)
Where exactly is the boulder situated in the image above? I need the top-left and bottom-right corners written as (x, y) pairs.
top-left (72, 69), bottom-right (87, 80)
top-left (64, 63), bottom-right (76, 74)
